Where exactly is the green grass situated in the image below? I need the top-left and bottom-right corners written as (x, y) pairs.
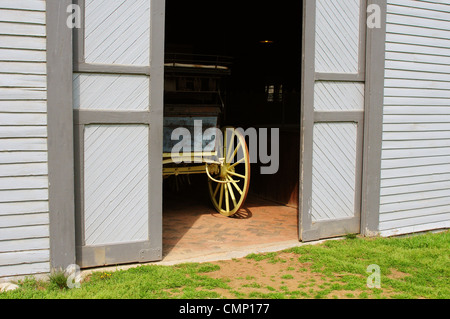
top-left (287, 230), bottom-right (450, 299)
top-left (1, 230), bottom-right (448, 299)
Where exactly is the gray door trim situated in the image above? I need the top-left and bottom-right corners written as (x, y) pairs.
top-left (47, 0), bottom-right (76, 270)
top-left (73, 0), bottom-right (165, 267)
top-left (300, 0), bottom-right (368, 242)
top-left (360, 0), bottom-right (387, 236)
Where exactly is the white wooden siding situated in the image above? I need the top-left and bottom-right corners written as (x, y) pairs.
top-left (0, 0), bottom-right (50, 279)
top-left (380, 0), bottom-right (450, 237)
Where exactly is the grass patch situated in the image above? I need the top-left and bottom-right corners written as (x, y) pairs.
top-left (1, 231), bottom-right (448, 299)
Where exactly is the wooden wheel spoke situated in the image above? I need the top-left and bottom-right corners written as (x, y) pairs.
top-left (228, 176), bottom-right (243, 195)
top-left (227, 170), bottom-right (246, 179)
top-left (225, 183), bottom-right (230, 212)
top-left (218, 184), bottom-right (224, 210)
top-left (229, 157), bottom-right (245, 170)
top-left (213, 182), bottom-right (220, 198)
top-left (226, 130), bottom-right (236, 162)
top-left (227, 142), bottom-right (242, 163)
top-left (227, 180), bottom-right (237, 207)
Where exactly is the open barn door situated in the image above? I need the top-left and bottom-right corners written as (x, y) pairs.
top-left (73, 0), bottom-right (165, 267)
top-left (300, 0), bottom-right (367, 241)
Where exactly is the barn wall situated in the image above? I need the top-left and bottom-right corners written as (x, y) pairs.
top-left (380, 0), bottom-right (450, 236)
top-left (0, 0), bottom-right (50, 278)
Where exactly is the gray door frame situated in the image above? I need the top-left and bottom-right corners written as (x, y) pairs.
top-left (47, 0), bottom-right (76, 270)
top-left (299, 0), bottom-right (387, 241)
top-left (72, 0), bottom-right (165, 268)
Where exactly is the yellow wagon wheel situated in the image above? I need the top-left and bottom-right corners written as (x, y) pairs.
top-left (207, 127), bottom-right (250, 217)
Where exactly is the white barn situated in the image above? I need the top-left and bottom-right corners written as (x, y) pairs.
top-left (0, 0), bottom-right (449, 280)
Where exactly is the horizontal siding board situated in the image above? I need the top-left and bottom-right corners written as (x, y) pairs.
top-left (0, 249), bottom-right (49, 267)
top-left (0, 237), bottom-right (49, 253)
top-left (381, 163), bottom-right (450, 179)
top-left (0, 9), bottom-right (45, 25)
top-left (0, 113), bottom-right (46, 125)
top-left (379, 213), bottom-right (450, 230)
top-left (0, 126), bottom-right (47, 138)
top-left (0, 138), bottom-right (47, 151)
top-left (381, 155), bottom-right (450, 169)
top-left (387, 11), bottom-right (450, 31)
top-left (0, 262), bottom-right (49, 278)
top-left (0, 87), bottom-right (46, 100)
top-left (0, 48), bottom-right (46, 62)
top-left (0, 189), bottom-right (48, 203)
top-left (0, 213), bottom-right (48, 228)
top-left (0, 201), bottom-right (48, 216)
top-left (380, 221), bottom-right (450, 237)
top-left (0, 74), bottom-right (47, 88)
top-left (380, 195), bottom-right (450, 214)
top-left (388, 0), bottom-right (450, 13)
top-left (0, 163), bottom-right (48, 177)
top-left (0, 176), bottom-right (48, 190)
top-left (380, 204), bottom-right (450, 222)
top-left (0, 152), bottom-right (47, 164)
top-left (0, 0), bottom-right (46, 11)
top-left (0, 22), bottom-right (45, 37)
top-left (381, 172), bottom-right (450, 188)
top-left (0, 36), bottom-right (46, 51)
top-left (0, 100), bottom-right (46, 112)
top-left (380, 188), bottom-right (450, 205)
top-left (0, 224), bottom-right (49, 241)
top-left (380, 179), bottom-right (450, 196)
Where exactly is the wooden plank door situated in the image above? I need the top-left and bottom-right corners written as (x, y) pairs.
top-left (300, 0), bottom-right (367, 241)
top-left (73, 0), bottom-right (165, 267)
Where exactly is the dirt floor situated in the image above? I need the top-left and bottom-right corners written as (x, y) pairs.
top-left (162, 177), bottom-right (299, 262)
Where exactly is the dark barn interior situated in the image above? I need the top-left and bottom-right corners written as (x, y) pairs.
top-left (162, 0), bottom-right (302, 260)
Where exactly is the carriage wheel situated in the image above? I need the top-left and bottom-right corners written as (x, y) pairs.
top-left (207, 127), bottom-right (250, 217)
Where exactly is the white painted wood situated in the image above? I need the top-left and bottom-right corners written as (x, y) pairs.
top-left (0, 0), bottom-right (49, 278)
top-left (84, 125), bottom-right (149, 246)
top-left (0, 201), bottom-right (48, 216)
top-left (0, 0), bottom-right (46, 11)
top-left (315, 0), bottom-right (361, 73)
top-left (0, 36), bottom-right (46, 50)
top-left (0, 152), bottom-right (47, 164)
top-left (0, 213), bottom-right (48, 228)
top-left (0, 225), bottom-right (49, 241)
top-left (312, 123), bottom-right (358, 222)
top-left (0, 250), bottom-right (49, 267)
top-left (0, 262), bottom-right (49, 278)
top-left (0, 238), bottom-right (49, 253)
top-left (380, 0), bottom-right (450, 236)
top-left (0, 163), bottom-right (48, 177)
top-left (0, 9), bottom-right (45, 24)
top-left (0, 100), bottom-right (46, 113)
top-left (84, 0), bottom-right (150, 66)
top-left (314, 82), bottom-right (365, 111)
top-left (73, 73), bottom-right (150, 111)
top-left (0, 126), bottom-right (47, 138)
top-left (0, 176), bottom-right (48, 190)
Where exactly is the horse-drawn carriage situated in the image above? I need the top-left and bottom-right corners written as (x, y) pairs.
top-left (162, 54), bottom-right (250, 217)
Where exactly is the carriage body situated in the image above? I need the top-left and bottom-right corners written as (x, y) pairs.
top-left (162, 54), bottom-right (250, 216)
